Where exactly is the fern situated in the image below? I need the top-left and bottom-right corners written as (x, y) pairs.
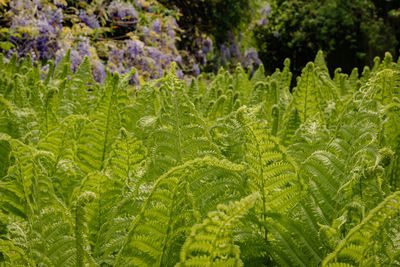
top-left (114, 156), bottom-right (244, 266)
top-left (236, 106), bottom-right (301, 214)
top-left (288, 62), bottom-right (324, 123)
top-left (177, 193), bottom-right (259, 267)
top-left (76, 71), bottom-right (130, 173)
top-left (1, 51), bottom-right (400, 267)
top-left (322, 191), bottom-right (400, 266)
top-left (144, 66), bottom-right (219, 178)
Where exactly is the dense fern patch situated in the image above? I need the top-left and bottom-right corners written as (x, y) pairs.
top-left (0, 51), bottom-right (399, 266)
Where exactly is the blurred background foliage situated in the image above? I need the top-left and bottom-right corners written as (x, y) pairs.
top-left (254, 0), bottom-right (400, 75)
top-left (1, 0), bottom-right (400, 82)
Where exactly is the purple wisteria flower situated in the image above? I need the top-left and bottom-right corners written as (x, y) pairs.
top-left (11, 14), bottom-right (33, 28)
top-left (70, 49), bottom-right (82, 72)
top-left (229, 41), bottom-right (241, 58)
top-left (92, 60), bottom-right (106, 83)
top-left (45, 7), bottom-right (63, 25)
top-left (242, 48), bottom-right (262, 69)
top-left (33, 0), bottom-right (42, 10)
top-left (77, 38), bottom-right (90, 57)
top-left (193, 62), bottom-right (200, 77)
top-left (54, 0), bottom-right (67, 9)
top-left (10, 0), bottom-right (32, 13)
top-left (261, 5), bottom-right (271, 17)
top-left (108, 1), bottom-right (138, 20)
top-left (176, 69), bottom-right (184, 79)
top-left (126, 40), bottom-right (144, 57)
top-left (146, 46), bottom-right (161, 63)
top-left (161, 53), bottom-right (172, 68)
top-left (37, 19), bottom-right (56, 35)
top-left (9, 33), bottom-right (34, 58)
top-left (174, 55), bottom-right (183, 65)
top-left (196, 50), bottom-right (207, 65)
top-left (110, 46), bottom-right (125, 62)
top-left (202, 37), bottom-right (213, 54)
top-left (152, 19), bottom-right (161, 34)
top-left (220, 44), bottom-right (231, 66)
top-left (79, 10), bottom-right (100, 29)
top-left (259, 18), bottom-right (268, 26)
top-left (35, 36), bottom-right (51, 59)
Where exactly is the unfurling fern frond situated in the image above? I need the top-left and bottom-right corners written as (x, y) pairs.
top-left (177, 193), bottom-right (259, 267)
top-left (322, 191), bottom-right (400, 266)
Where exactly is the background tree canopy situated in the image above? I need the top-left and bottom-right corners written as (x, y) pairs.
top-left (252, 0), bottom-right (400, 75)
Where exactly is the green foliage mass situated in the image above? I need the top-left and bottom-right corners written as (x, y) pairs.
top-left (255, 0), bottom-right (400, 75)
top-left (157, 0), bottom-right (256, 46)
top-left (0, 50), bottom-right (399, 266)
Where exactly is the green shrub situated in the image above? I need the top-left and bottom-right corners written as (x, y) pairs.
top-left (254, 0), bottom-right (400, 74)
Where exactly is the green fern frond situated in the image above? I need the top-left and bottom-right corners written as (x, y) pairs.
top-left (145, 68), bottom-right (219, 178)
top-left (0, 238), bottom-right (35, 267)
top-left (263, 212), bottom-right (324, 266)
top-left (177, 193), bottom-right (259, 267)
top-left (113, 156), bottom-right (243, 266)
top-left (322, 191), bottom-right (400, 266)
top-left (53, 49), bottom-right (72, 80)
top-left (76, 73), bottom-right (127, 173)
top-left (236, 106), bottom-right (301, 214)
top-left (288, 62), bottom-right (325, 123)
